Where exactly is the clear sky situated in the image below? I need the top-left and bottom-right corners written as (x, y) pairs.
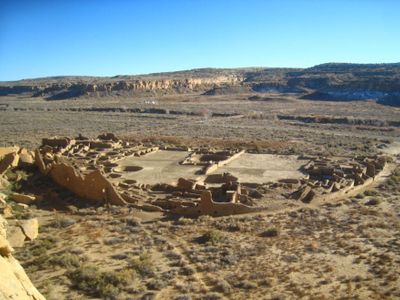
top-left (0, 0), bottom-right (399, 81)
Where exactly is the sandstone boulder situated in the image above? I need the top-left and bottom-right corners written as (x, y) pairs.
top-left (0, 215), bottom-right (45, 300)
top-left (7, 226), bottom-right (26, 248)
top-left (294, 185), bottom-right (315, 203)
top-left (0, 152), bottom-right (19, 174)
top-left (18, 148), bottom-right (34, 166)
top-left (13, 203), bottom-right (29, 211)
top-left (0, 146), bottom-right (20, 157)
top-left (19, 219), bottom-right (39, 241)
top-left (11, 193), bottom-right (37, 205)
top-left (34, 149), bottom-right (49, 175)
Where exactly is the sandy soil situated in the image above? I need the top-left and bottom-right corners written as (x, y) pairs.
top-left (217, 153), bottom-right (307, 183)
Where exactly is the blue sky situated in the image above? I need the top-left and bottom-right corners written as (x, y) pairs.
top-left (0, 0), bottom-right (399, 81)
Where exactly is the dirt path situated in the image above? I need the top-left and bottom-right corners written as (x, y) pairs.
top-left (381, 141), bottom-right (400, 156)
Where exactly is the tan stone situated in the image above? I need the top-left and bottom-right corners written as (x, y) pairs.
top-left (7, 226), bottom-right (25, 248)
top-left (0, 152), bottom-right (19, 174)
top-left (0, 146), bottom-right (20, 157)
top-left (18, 149), bottom-right (34, 165)
top-left (34, 149), bottom-right (49, 175)
top-left (295, 185), bottom-right (315, 203)
top-left (11, 193), bottom-right (36, 205)
top-left (13, 203), bottom-right (29, 211)
top-left (0, 216), bottom-right (45, 300)
top-left (19, 219), bottom-right (39, 241)
top-left (0, 255), bottom-right (46, 299)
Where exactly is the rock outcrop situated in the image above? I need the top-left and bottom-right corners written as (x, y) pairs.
top-left (0, 147), bottom-right (35, 175)
top-left (0, 73), bottom-right (242, 100)
top-left (0, 215), bottom-right (45, 300)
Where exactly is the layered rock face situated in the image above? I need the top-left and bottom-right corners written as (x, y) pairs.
top-left (1, 63), bottom-right (399, 105)
top-left (0, 215), bottom-right (45, 300)
top-left (0, 74), bottom-right (242, 100)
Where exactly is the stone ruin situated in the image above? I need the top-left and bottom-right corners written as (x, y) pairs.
top-left (17, 134), bottom-right (262, 216)
top-left (180, 149), bottom-right (245, 174)
top-left (290, 155), bottom-right (387, 203)
top-left (0, 133), bottom-right (390, 218)
top-left (152, 172), bottom-right (262, 217)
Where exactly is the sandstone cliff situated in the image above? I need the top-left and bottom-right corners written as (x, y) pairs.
top-left (1, 63), bottom-right (400, 106)
top-left (0, 72), bottom-right (243, 100)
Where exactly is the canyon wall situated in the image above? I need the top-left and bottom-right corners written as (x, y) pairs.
top-left (0, 75), bottom-right (243, 100)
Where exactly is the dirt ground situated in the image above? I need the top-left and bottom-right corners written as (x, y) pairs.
top-left (1, 92), bottom-right (400, 300)
top-left (217, 153), bottom-right (306, 184)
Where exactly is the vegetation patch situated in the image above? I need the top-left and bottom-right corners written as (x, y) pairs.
top-left (260, 227), bottom-right (279, 237)
top-left (197, 229), bottom-right (226, 245)
top-left (129, 251), bottom-right (155, 277)
top-left (67, 264), bottom-right (135, 299)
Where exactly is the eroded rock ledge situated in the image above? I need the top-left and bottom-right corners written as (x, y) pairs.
top-left (0, 215), bottom-right (45, 300)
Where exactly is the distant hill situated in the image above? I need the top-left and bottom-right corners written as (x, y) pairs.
top-left (305, 62), bottom-right (400, 73)
top-left (1, 63), bottom-right (399, 106)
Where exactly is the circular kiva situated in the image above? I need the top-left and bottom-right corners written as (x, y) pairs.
top-left (109, 173), bottom-right (122, 178)
top-left (114, 165), bottom-right (143, 173)
top-left (123, 165), bottom-right (143, 172)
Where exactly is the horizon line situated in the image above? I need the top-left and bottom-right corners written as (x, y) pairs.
top-left (2, 61), bottom-right (400, 83)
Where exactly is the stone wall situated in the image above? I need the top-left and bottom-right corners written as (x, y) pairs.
top-left (35, 151), bottom-right (126, 206)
